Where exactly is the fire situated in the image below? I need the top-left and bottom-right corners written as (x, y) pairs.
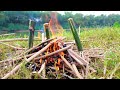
top-left (49, 12), bottom-right (64, 38)
top-left (39, 12), bottom-right (66, 71)
top-left (60, 52), bottom-right (65, 57)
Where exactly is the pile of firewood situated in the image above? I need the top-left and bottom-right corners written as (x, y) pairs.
top-left (0, 37), bottom-right (104, 79)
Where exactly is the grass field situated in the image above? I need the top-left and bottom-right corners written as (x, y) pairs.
top-left (0, 27), bottom-right (120, 79)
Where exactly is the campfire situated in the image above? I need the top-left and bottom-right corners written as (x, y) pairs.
top-left (25, 37), bottom-right (89, 79)
top-left (0, 12), bottom-right (104, 79)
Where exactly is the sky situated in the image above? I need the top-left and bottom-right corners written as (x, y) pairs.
top-left (56, 11), bottom-right (120, 16)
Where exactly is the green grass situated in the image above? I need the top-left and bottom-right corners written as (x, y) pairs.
top-left (0, 27), bottom-right (120, 79)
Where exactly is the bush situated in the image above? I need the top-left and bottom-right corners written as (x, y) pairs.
top-left (113, 22), bottom-right (120, 28)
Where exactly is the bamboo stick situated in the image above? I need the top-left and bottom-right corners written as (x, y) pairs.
top-left (64, 67), bottom-right (75, 75)
top-left (38, 62), bottom-right (46, 74)
top-left (63, 73), bottom-right (74, 79)
top-left (0, 38), bottom-right (40, 42)
top-left (72, 63), bottom-right (83, 79)
top-left (1, 62), bottom-right (23, 79)
top-left (60, 55), bottom-right (74, 72)
top-left (68, 49), bottom-right (89, 65)
top-left (0, 52), bottom-right (36, 65)
top-left (68, 50), bottom-right (84, 65)
top-left (0, 42), bottom-right (26, 50)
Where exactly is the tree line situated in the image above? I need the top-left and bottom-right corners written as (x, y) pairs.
top-left (0, 11), bottom-right (120, 31)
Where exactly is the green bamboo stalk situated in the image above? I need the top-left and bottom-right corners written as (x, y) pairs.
top-left (68, 18), bottom-right (83, 51)
top-left (44, 23), bottom-right (50, 40)
top-left (28, 19), bottom-right (35, 49)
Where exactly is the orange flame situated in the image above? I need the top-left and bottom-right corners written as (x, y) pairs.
top-left (60, 52), bottom-right (65, 57)
top-left (49, 12), bottom-right (64, 38)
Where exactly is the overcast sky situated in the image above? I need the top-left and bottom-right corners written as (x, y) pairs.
top-left (56, 11), bottom-right (120, 16)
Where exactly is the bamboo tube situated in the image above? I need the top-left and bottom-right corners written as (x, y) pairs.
top-left (68, 18), bottom-right (83, 51)
top-left (28, 19), bottom-right (35, 49)
top-left (44, 23), bottom-right (50, 40)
